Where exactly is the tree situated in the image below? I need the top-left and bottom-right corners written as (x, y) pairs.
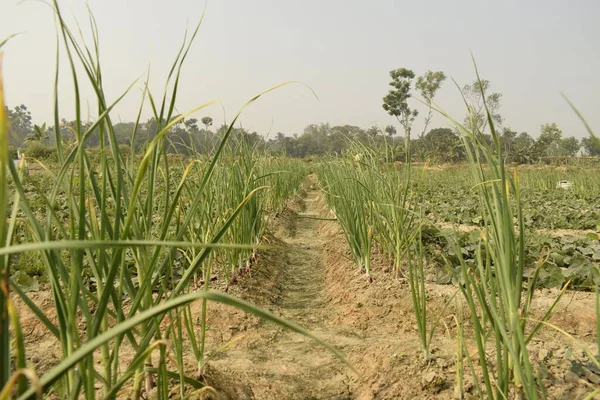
top-left (5, 104), bottom-right (33, 145)
top-left (366, 126), bottom-right (380, 138)
top-left (535, 123), bottom-right (562, 158)
top-left (499, 128), bottom-right (518, 160)
top-left (512, 132), bottom-right (536, 164)
top-left (384, 125), bottom-right (397, 137)
top-left (416, 71), bottom-right (446, 138)
top-left (423, 127), bottom-right (463, 163)
top-left (462, 80), bottom-right (502, 133)
top-left (382, 68), bottom-right (418, 154)
top-left (201, 116), bottom-right (213, 132)
top-left (112, 122), bottom-right (136, 147)
top-left (25, 123), bottom-right (49, 143)
top-left (581, 136), bottom-right (600, 156)
top-left (184, 118), bottom-right (200, 134)
top-left (558, 136), bottom-right (580, 157)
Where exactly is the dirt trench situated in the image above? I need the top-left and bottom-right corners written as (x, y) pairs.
top-left (207, 187), bottom-right (358, 398)
top-left (204, 183), bottom-right (458, 400)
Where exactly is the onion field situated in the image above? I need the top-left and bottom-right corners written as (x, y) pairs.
top-left (0, 2), bottom-right (599, 400)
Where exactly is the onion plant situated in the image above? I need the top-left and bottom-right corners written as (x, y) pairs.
top-left (318, 139), bottom-right (436, 359)
top-left (0, 3), bottom-right (350, 399)
top-left (435, 67), bottom-right (568, 399)
top-left (318, 153), bottom-right (374, 279)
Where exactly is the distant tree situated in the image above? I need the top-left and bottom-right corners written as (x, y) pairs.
top-left (243, 131), bottom-right (265, 149)
top-left (201, 116), bottom-right (213, 132)
top-left (415, 70), bottom-right (446, 139)
top-left (384, 125), bottom-right (397, 137)
top-left (366, 126), bottom-right (380, 138)
top-left (535, 123), bottom-right (563, 158)
top-left (184, 118), bottom-right (200, 134)
top-left (25, 123), bottom-right (49, 143)
top-left (382, 68), bottom-right (418, 158)
top-left (581, 136), bottom-right (600, 156)
top-left (512, 132), bottom-right (536, 164)
top-left (558, 136), bottom-right (580, 157)
top-left (462, 80), bottom-right (502, 133)
top-left (5, 104), bottom-right (33, 145)
top-left (58, 118), bottom-right (77, 144)
top-left (423, 127), bottom-right (463, 163)
top-left (112, 122), bottom-right (136, 147)
top-left (499, 128), bottom-right (518, 160)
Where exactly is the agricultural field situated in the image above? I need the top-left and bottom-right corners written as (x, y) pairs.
top-left (1, 2), bottom-right (600, 400)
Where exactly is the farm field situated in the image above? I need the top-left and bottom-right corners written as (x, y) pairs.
top-left (5, 155), bottom-right (600, 399)
top-left (1, 2), bottom-right (600, 400)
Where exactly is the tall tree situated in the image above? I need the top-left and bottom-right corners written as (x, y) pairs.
top-left (382, 68), bottom-right (418, 156)
top-left (366, 126), bottom-right (380, 138)
top-left (499, 127), bottom-right (518, 160)
top-left (415, 70), bottom-right (446, 139)
top-left (423, 127), bottom-right (463, 163)
top-left (462, 79), bottom-right (502, 133)
top-left (201, 116), bottom-right (213, 132)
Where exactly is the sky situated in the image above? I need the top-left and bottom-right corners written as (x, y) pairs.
top-left (0, 0), bottom-right (598, 140)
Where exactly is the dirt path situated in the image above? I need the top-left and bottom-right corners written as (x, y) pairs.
top-left (205, 183), bottom-right (463, 399)
top-left (208, 188), bottom-right (362, 399)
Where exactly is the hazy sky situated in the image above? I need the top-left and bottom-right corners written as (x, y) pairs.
top-left (0, 0), bottom-right (598, 139)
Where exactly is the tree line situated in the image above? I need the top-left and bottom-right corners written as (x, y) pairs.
top-left (5, 68), bottom-right (600, 163)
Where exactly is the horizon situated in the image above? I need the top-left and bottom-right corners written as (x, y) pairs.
top-left (0, 0), bottom-right (598, 139)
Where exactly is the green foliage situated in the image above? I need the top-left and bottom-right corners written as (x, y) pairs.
top-left (4, 104), bottom-right (32, 146)
top-left (201, 116), bottom-right (213, 131)
top-left (382, 68), bottom-right (418, 149)
top-left (511, 131), bottom-right (537, 164)
top-left (559, 136), bottom-right (580, 156)
top-left (582, 136), bottom-right (600, 156)
top-left (25, 123), bottom-right (49, 143)
top-left (535, 122), bottom-right (563, 158)
top-left (0, 38), bottom-right (12, 390)
top-left (420, 127), bottom-right (463, 163)
top-left (435, 68), bottom-right (575, 398)
top-left (23, 141), bottom-right (56, 160)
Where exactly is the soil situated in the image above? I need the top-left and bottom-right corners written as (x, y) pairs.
top-left (12, 177), bottom-right (600, 399)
